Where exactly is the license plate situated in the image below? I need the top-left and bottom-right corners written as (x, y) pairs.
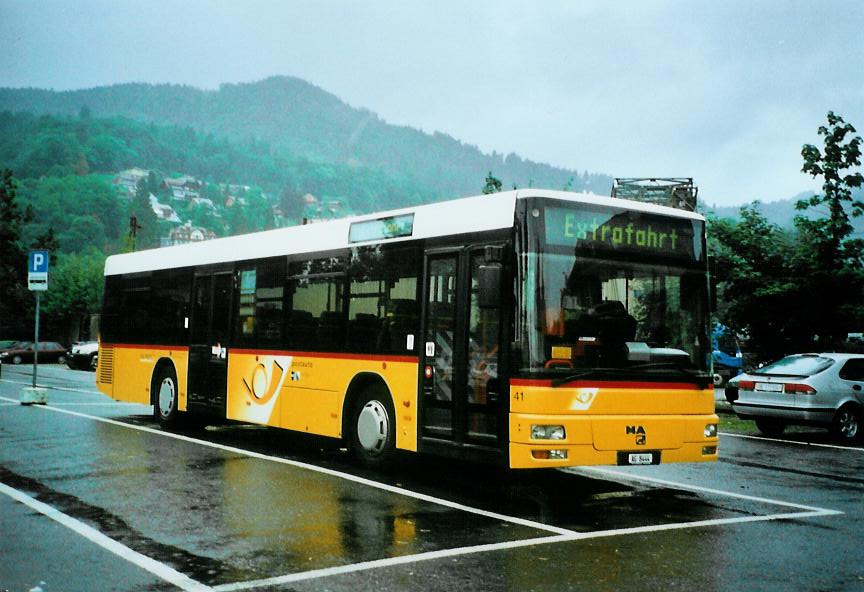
top-left (627, 453), bottom-right (654, 465)
top-left (755, 382), bottom-right (783, 392)
top-left (617, 451), bottom-right (660, 465)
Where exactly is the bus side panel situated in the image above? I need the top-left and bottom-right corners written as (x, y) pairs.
top-left (101, 344), bottom-right (189, 408)
top-left (226, 352), bottom-right (288, 427)
top-left (226, 352), bottom-right (419, 451)
top-left (274, 356), bottom-right (417, 451)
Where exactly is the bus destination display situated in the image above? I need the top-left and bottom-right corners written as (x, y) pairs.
top-left (544, 206), bottom-right (700, 261)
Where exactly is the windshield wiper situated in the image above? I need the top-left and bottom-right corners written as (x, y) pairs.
top-left (551, 368), bottom-right (613, 387)
top-left (628, 361), bottom-right (706, 379)
top-left (550, 363), bottom-right (710, 388)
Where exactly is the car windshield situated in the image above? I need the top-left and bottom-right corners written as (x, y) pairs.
top-left (753, 355), bottom-right (834, 377)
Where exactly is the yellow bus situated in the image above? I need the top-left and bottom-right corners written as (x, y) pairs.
top-left (97, 190), bottom-right (718, 468)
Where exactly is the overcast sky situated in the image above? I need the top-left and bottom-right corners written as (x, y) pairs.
top-left (2, 0), bottom-right (862, 206)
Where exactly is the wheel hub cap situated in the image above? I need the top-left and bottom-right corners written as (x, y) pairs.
top-left (158, 378), bottom-right (175, 417)
top-left (357, 400), bottom-right (389, 454)
top-left (839, 412), bottom-right (858, 438)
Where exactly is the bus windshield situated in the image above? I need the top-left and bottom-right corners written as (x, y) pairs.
top-left (521, 200), bottom-right (711, 380)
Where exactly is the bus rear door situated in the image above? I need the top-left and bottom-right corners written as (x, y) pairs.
top-left (188, 271), bottom-right (232, 413)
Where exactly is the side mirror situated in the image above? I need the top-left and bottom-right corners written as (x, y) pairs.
top-left (478, 263), bottom-right (502, 308)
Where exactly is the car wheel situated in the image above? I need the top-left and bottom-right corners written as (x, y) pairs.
top-left (754, 418), bottom-right (786, 437)
top-left (89, 354), bottom-right (98, 371)
top-left (831, 404), bottom-right (861, 442)
top-left (153, 365), bottom-right (180, 427)
top-left (57, 354), bottom-right (66, 365)
top-left (349, 384), bottom-right (397, 468)
top-left (12, 355), bottom-right (22, 365)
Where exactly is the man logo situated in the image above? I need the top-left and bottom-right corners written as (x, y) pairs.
top-left (626, 425), bottom-right (647, 446)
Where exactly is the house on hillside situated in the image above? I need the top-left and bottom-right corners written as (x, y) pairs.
top-left (191, 196), bottom-right (216, 210)
top-left (299, 194), bottom-right (344, 223)
top-left (149, 194), bottom-right (181, 223)
top-left (224, 195), bottom-right (249, 208)
top-left (113, 167), bottom-right (150, 196)
top-left (162, 175), bottom-right (202, 200)
top-left (161, 221), bottom-right (216, 247)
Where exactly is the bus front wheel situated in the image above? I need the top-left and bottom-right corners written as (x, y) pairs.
top-left (349, 385), bottom-right (396, 468)
top-left (153, 365), bottom-right (180, 427)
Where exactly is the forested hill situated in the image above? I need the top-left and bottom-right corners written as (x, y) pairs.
top-left (0, 76), bottom-right (612, 199)
top-left (705, 191), bottom-right (864, 235)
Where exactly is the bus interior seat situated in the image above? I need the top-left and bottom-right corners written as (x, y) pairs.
top-left (377, 299), bottom-right (418, 352)
top-left (286, 309), bottom-right (316, 349)
top-left (348, 313), bottom-right (382, 352)
top-left (316, 311), bottom-right (347, 350)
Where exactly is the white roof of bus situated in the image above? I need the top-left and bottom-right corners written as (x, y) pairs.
top-left (104, 189), bottom-right (705, 276)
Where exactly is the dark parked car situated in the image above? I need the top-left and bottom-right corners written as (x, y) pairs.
top-left (66, 341), bottom-right (98, 371)
top-left (0, 341), bottom-right (68, 365)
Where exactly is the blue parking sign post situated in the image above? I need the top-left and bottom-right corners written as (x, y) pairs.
top-left (22, 250), bottom-right (50, 403)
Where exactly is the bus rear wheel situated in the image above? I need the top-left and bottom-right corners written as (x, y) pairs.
top-left (349, 385), bottom-right (396, 468)
top-left (154, 365), bottom-right (180, 427)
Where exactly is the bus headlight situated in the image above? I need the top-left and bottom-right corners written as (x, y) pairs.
top-left (531, 425), bottom-right (565, 440)
top-left (704, 423), bottom-right (717, 438)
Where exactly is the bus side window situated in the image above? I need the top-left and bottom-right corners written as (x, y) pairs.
top-left (122, 273), bottom-right (152, 343)
top-left (287, 257), bottom-right (347, 352)
top-left (347, 246), bottom-right (419, 354)
top-left (150, 268), bottom-right (191, 345)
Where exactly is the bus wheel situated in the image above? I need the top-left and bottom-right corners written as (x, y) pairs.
top-left (350, 385), bottom-right (396, 467)
top-left (154, 366), bottom-right (180, 427)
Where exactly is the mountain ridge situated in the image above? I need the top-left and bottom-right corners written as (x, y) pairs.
top-left (0, 75), bottom-right (612, 200)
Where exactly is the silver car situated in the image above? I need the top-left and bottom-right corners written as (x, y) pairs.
top-left (726, 353), bottom-right (864, 441)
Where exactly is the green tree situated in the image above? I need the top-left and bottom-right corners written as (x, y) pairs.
top-left (796, 111), bottom-right (864, 345)
top-left (710, 205), bottom-right (811, 362)
top-left (244, 187), bottom-right (275, 231)
top-left (0, 169), bottom-right (32, 338)
top-left (128, 177), bottom-right (160, 250)
top-left (41, 250), bottom-right (105, 339)
top-left (798, 111), bottom-right (864, 269)
top-left (279, 185), bottom-right (304, 222)
top-left (482, 172), bottom-right (503, 194)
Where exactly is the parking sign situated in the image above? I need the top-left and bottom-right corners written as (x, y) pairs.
top-left (28, 250), bottom-right (49, 291)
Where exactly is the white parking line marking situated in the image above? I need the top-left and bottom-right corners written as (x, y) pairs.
top-left (720, 431), bottom-right (864, 452)
top-left (570, 466), bottom-right (845, 514)
top-left (51, 403), bottom-right (151, 407)
top-left (2, 395), bottom-right (844, 590)
top-left (0, 482), bottom-right (211, 592)
top-left (0, 378), bottom-right (103, 395)
top-left (0, 396), bottom-right (572, 537)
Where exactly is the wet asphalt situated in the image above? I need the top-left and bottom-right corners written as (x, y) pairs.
top-left (0, 364), bottom-right (862, 591)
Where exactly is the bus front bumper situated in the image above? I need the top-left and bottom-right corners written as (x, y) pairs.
top-left (508, 413), bottom-right (719, 469)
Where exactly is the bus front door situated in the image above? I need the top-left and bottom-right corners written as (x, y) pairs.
top-left (421, 248), bottom-right (502, 454)
top-left (187, 272), bottom-right (232, 413)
